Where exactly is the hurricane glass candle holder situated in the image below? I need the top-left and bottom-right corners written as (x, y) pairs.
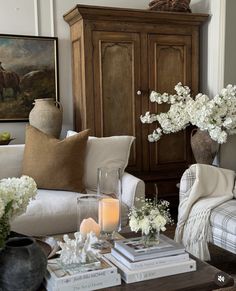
top-left (77, 194), bottom-right (101, 237)
top-left (97, 167), bottom-right (122, 236)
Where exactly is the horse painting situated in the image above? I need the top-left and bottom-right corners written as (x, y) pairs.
top-left (0, 70), bottom-right (20, 101)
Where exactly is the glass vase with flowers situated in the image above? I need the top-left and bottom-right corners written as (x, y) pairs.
top-left (128, 198), bottom-right (173, 246)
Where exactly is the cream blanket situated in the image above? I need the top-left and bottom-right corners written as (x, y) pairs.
top-left (175, 164), bottom-right (235, 261)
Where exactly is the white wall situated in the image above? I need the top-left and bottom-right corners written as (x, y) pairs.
top-left (1, 0), bottom-right (235, 171)
top-left (224, 0), bottom-right (236, 86)
top-left (220, 0), bottom-right (236, 171)
top-left (0, 0), bottom-right (41, 143)
top-left (191, 0), bottom-right (226, 96)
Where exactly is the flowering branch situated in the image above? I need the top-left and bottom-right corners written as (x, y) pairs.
top-left (140, 83), bottom-right (236, 144)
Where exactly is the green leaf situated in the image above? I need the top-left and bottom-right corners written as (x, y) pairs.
top-left (5, 200), bottom-right (13, 214)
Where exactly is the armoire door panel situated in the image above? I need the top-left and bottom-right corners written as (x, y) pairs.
top-left (148, 34), bottom-right (191, 170)
top-left (155, 45), bottom-right (185, 94)
top-left (92, 31), bottom-right (142, 170)
top-left (102, 42), bottom-right (133, 136)
top-left (155, 132), bottom-right (187, 164)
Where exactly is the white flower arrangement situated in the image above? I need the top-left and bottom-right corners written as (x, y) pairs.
top-left (0, 175), bottom-right (37, 248)
top-left (140, 83), bottom-right (236, 144)
top-left (128, 198), bottom-right (173, 237)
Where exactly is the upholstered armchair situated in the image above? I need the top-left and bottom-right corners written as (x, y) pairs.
top-left (176, 164), bottom-right (236, 260)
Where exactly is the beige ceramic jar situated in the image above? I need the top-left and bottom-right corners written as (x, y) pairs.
top-left (29, 98), bottom-right (63, 138)
top-left (190, 128), bottom-right (219, 164)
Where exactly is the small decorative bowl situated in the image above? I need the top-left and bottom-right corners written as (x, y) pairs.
top-left (0, 138), bottom-right (15, 145)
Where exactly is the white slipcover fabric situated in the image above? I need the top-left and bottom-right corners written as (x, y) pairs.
top-left (0, 144), bottom-right (24, 179)
top-left (11, 188), bottom-right (130, 236)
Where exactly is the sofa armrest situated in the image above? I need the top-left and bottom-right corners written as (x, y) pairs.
top-left (0, 144), bottom-right (24, 179)
top-left (179, 166), bottom-right (196, 203)
top-left (121, 172), bottom-right (145, 208)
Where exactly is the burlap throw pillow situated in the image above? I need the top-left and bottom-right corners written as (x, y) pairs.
top-left (22, 125), bottom-right (89, 192)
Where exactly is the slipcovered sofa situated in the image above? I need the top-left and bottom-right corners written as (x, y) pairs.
top-left (178, 165), bottom-right (236, 255)
top-left (0, 144), bottom-right (145, 236)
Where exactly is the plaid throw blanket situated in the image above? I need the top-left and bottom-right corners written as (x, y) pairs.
top-left (175, 164), bottom-right (235, 261)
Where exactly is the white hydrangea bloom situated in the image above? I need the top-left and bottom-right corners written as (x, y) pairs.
top-left (152, 215), bottom-right (167, 231)
top-left (129, 216), bottom-right (140, 232)
top-left (0, 175), bottom-right (37, 220)
top-left (139, 216), bottom-right (150, 235)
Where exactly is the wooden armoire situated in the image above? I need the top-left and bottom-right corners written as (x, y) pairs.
top-left (64, 5), bottom-right (208, 211)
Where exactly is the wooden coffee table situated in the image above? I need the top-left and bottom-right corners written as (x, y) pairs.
top-left (39, 232), bottom-right (234, 291)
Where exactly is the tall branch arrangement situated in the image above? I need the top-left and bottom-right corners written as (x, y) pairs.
top-left (141, 83), bottom-right (236, 144)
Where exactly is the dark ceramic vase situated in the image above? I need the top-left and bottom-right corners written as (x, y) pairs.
top-left (0, 237), bottom-right (47, 291)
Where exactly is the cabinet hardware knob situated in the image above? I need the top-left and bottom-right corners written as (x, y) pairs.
top-left (136, 90), bottom-right (142, 95)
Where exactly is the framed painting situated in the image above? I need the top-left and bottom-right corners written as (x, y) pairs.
top-left (0, 34), bottom-right (59, 121)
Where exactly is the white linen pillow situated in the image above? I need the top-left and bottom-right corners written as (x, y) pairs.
top-left (67, 130), bottom-right (135, 191)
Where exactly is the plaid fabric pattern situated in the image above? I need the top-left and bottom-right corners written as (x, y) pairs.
top-left (211, 226), bottom-right (236, 254)
top-left (210, 199), bottom-right (236, 236)
top-left (179, 166), bottom-right (236, 255)
top-left (179, 167), bottom-right (196, 202)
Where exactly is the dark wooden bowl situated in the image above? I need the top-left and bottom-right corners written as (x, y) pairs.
top-left (0, 138), bottom-right (15, 145)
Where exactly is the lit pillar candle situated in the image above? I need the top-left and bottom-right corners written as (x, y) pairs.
top-left (80, 217), bottom-right (101, 237)
top-left (99, 197), bottom-right (120, 233)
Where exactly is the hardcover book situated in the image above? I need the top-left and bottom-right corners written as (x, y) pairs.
top-left (114, 234), bottom-right (185, 262)
top-left (45, 273), bottom-right (121, 291)
top-left (105, 253), bottom-right (196, 284)
top-left (45, 256), bottom-right (119, 289)
top-left (111, 247), bottom-right (189, 270)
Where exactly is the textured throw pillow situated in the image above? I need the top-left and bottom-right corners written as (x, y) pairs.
top-left (67, 131), bottom-right (135, 191)
top-left (22, 126), bottom-right (89, 192)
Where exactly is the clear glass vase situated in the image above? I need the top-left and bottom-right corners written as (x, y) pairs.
top-left (77, 194), bottom-right (101, 237)
top-left (141, 230), bottom-right (160, 247)
top-left (97, 167), bottom-right (122, 236)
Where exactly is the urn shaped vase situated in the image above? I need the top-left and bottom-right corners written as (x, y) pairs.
top-left (0, 237), bottom-right (47, 291)
top-left (191, 128), bottom-right (219, 165)
top-left (29, 98), bottom-right (63, 138)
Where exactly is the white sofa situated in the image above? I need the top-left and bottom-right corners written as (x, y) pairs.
top-left (0, 144), bottom-right (145, 236)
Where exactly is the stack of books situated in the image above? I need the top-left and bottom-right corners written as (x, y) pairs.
top-left (44, 256), bottom-right (121, 291)
top-left (104, 234), bottom-right (196, 284)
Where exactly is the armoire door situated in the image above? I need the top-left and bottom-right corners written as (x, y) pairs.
top-left (92, 31), bottom-right (142, 171)
top-left (148, 33), bottom-right (193, 171)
